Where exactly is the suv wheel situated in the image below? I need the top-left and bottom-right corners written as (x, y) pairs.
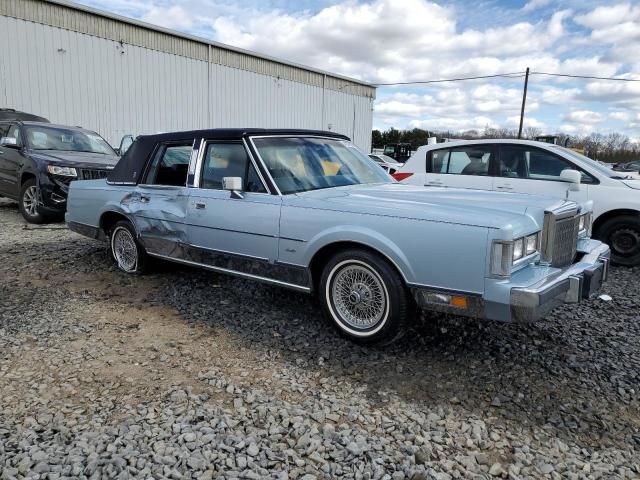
top-left (19, 178), bottom-right (47, 224)
top-left (319, 249), bottom-right (409, 344)
top-left (109, 220), bottom-right (148, 274)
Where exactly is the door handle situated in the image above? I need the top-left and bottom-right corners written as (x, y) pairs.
top-left (140, 194), bottom-right (150, 203)
top-left (195, 201), bottom-right (206, 210)
top-left (426, 181), bottom-right (444, 186)
top-left (496, 185), bottom-right (513, 191)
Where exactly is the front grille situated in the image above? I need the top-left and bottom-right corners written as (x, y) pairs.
top-left (542, 210), bottom-right (580, 268)
top-left (78, 168), bottom-right (109, 180)
top-left (551, 216), bottom-right (580, 267)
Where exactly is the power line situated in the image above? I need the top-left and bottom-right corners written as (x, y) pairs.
top-left (530, 72), bottom-right (640, 82)
top-left (371, 71), bottom-right (640, 87)
top-left (373, 72), bottom-right (525, 86)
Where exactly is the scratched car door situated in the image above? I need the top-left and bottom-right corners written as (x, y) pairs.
top-left (185, 141), bottom-right (281, 273)
top-left (130, 142), bottom-right (194, 256)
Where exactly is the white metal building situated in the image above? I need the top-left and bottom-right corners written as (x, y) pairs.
top-left (0, 0), bottom-right (376, 151)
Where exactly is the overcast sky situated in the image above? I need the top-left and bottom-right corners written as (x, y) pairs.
top-left (76, 0), bottom-right (640, 140)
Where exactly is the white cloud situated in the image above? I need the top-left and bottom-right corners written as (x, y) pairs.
top-left (506, 116), bottom-right (547, 129)
top-left (564, 110), bottom-right (604, 125)
top-left (522, 0), bottom-right (552, 13)
top-left (142, 5), bottom-right (194, 30)
top-left (79, 0), bottom-right (640, 137)
top-left (609, 111), bottom-right (631, 121)
top-left (574, 3), bottom-right (639, 30)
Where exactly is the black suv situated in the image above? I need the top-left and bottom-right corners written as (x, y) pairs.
top-left (0, 121), bottom-right (119, 223)
top-left (0, 108), bottom-right (49, 123)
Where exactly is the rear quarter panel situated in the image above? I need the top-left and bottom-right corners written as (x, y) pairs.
top-left (279, 197), bottom-right (490, 294)
top-left (66, 180), bottom-right (132, 228)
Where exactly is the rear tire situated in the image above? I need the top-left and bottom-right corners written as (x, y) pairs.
top-left (596, 215), bottom-right (640, 267)
top-left (109, 220), bottom-right (148, 274)
top-left (19, 178), bottom-right (47, 224)
top-left (319, 249), bottom-right (409, 345)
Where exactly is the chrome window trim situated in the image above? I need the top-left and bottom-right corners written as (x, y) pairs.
top-left (193, 137), bottom-right (207, 189)
top-left (248, 136), bottom-right (282, 196)
top-left (146, 251), bottom-right (311, 293)
top-left (241, 137), bottom-right (273, 196)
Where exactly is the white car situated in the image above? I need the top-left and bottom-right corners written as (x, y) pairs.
top-left (368, 154), bottom-right (403, 173)
top-left (394, 139), bottom-right (640, 266)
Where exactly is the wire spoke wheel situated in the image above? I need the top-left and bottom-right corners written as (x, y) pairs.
top-left (330, 263), bottom-right (388, 331)
top-left (111, 226), bottom-right (138, 272)
top-left (22, 185), bottom-right (40, 217)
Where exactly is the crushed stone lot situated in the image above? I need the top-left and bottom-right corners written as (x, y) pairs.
top-left (0, 197), bottom-right (638, 479)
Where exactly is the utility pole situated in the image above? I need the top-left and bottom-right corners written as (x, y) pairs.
top-left (517, 67), bottom-right (530, 139)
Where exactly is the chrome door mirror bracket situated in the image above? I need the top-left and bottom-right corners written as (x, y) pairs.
top-left (223, 176), bottom-right (244, 199)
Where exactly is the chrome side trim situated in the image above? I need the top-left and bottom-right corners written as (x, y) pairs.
top-left (146, 251), bottom-right (311, 293)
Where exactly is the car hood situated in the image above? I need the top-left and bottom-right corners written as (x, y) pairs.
top-left (30, 150), bottom-right (119, 169)
top-left (292, 183), bottom-right (576, 230)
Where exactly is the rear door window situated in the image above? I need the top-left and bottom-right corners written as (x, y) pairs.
top-left (429, 145), bottom-right (492, 176)
top-left (144, 144), bottom-right (193, 186)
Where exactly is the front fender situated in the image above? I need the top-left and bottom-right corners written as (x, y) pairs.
top-left (302, 225), bottom-right (417, 283)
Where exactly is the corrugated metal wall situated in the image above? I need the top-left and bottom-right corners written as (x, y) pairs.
top-left (0, 13), bottom-right (374, 151)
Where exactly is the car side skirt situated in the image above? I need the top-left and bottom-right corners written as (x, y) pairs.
top-left (67, 220), bottom-right (104, 240)
top-left (142, 236), bottom-right (312, 293)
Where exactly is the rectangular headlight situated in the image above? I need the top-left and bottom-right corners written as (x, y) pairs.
top-left (47, 165), bottom-right (77, 177)
top-left (525, 233), bottom-right (539, 255)
top-left (513, 238), bottom-right (524, 261)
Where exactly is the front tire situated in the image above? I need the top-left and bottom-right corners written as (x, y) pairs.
top-left (596, 215), bottom-right (640, 267)
top-left (19, 178), bottom-right (47, 224)
top-left (109, 220), bottom-right (148, 274)
top-left (319, 249), bottom-right (409, 344)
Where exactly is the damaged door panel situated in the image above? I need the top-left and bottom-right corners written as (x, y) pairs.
top-left (126, 185), bottom-right (190, 255)
top-left (127, 143), bottom-right (193, 255)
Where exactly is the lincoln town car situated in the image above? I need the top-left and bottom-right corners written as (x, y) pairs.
top-left (65, 129), bottom-right (610, 344)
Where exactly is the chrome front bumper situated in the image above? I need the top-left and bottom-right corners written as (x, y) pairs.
top-left (510, 243), bottom-right (610, 322)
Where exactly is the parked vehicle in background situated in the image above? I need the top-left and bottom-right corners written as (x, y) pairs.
top-left (66, 129), bottom-right (608, 344)
top-left (613, 161), bottom-right (640, 172)
top-left (368, 154), bottom-right (403, 173)
top-left (0, 108), bottom-right (49, 123)
top-left (383, 143), bottom-right (413, 162)
top-left (0, 121), bottom-right (119, 223)
top-left (394, 139), bottom-right (640, 266)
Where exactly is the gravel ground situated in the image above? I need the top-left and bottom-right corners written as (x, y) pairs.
top-left (0, 197), bottom-right (639, 479)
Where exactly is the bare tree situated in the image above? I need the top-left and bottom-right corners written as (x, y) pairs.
top-left (523, 127), bottom-right (542, 139)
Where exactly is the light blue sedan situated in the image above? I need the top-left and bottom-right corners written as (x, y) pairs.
top-left (65, 129), bottom-right (610, 344)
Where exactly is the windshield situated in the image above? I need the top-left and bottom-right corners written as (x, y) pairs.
top-left (25, 125), bottom-right (115, 155)
top-left (253, 137), bottom-right (390, 194)
top-left (551, 146), bottom-right (625, 179)
top-left (383, 145), bottom-right (395, 155)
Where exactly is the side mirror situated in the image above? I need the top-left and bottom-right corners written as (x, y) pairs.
top-left (222, 176), bottom-right (244, 199)
top-left (0, 137), bottom-right (20, 149)
top-left (119, 134), bottom-right (134, 156)
top-left (560, 169), bottom-right (582, 192)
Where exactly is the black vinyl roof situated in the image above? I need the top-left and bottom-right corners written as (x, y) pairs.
top-left (108, 128), bottom-right (350, 184)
